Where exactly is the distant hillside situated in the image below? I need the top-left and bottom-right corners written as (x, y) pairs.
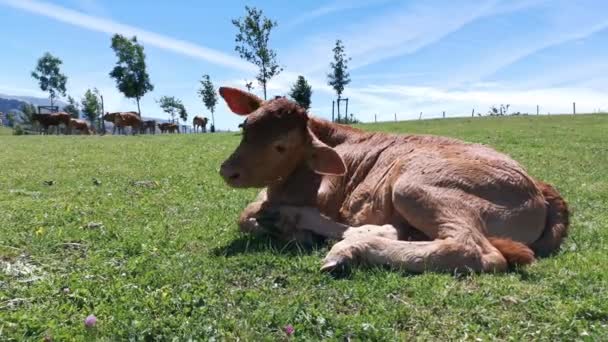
top-left (0, 93), bottom-right (68, 111)
top-left (0, 97), bottom-right (27, 114)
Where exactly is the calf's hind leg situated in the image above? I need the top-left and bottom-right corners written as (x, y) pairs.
top-left (322, 181), bottom-right (513, 273)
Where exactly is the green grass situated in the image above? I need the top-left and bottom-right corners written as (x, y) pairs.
top-left (1, 114), bottom-right (607, 340)
top-left (0, 126), bottom-right (12, 135)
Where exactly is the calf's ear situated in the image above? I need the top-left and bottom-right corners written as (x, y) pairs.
top-left (306, 128), bottom-right (346, 176)
top-left (219, 87), bottom-right (263, 115)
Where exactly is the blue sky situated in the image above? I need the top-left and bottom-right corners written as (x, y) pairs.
top-left (2, 0), bottom-right (608, 129)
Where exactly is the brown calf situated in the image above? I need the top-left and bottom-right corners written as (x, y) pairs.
top-left (193, 116), bottom-right (209, 133)
top-left (32, 112), bottom-right (71, 134)
top-left (103, 112), bottom-right (141, 135)
top-left (69, 118), bottom-right (93, 135)
top-left (217, 87), bottom-right (569, 274)
top-left (157, 122), bottom-right (180, 134)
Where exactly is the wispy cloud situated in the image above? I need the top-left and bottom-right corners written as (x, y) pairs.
top-left (0, 0), bottom-right (255, 72)
top-left (282, 0), bottom-right (503, 74)
top-left (285, 0), bottom-right (393, 29)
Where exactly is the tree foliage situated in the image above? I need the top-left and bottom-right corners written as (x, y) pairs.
top-left (20, 103), bottom-right (37, 126)
top-left (244, 80), bottom-right (254, 92)
top-left (109, 35), bottom-right (154, 116)
top-left (289, 76), bottom-right (312, 110)
top-left (31, 52), bottom-right (67, 107)
top-left (327, 40), bottom-right (351, 121)
top-left (327, 40), bottom-right (351, 99)
top-left (232, 6), bottom-right (282, 100)
top-left (81, 89), bottom-right (101, 124)
top-left (197, 74), bottom-right (218, 127)
top-left (157, 96), bottom-right (188, 123)
top-left (63, 96), bottom-right (80, 118)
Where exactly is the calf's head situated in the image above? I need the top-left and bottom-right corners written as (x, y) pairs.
top-left (219, 87), bottom-right (346, 188)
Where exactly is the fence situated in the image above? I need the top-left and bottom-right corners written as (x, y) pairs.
top-left (370, 102), bottom-right (600, 123)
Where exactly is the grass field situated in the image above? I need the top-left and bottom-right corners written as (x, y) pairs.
top-left (1, 114), bottom-right (607, 340)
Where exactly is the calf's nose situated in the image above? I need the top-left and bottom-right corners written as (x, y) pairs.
top-left (220, 161), bottom-right (241, 181)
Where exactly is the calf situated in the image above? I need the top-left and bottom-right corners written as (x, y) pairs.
top-left (193, 116), bottom-right (209, 133)
top-left (157, 122), bottom-right (180, 134)
top-left (217, 87), bottom-right (570, 273)
top-left (69, 118), bottom-right (93, 135)
top-left (103, 112), bottom-right (141, 135)
top-left (140, 120), bottom-right (157, 134)
top-left (32, 112), bottom-right (71, 134)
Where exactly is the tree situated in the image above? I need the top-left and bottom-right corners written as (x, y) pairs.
top-left (327, 40), bottom-right (351, 122)
top-left (197, 74), bottom-right (218, 132)
top-left (62, 96), bottom-right (80, 118)
top-left (93, 88), bottom-right (105, 133)
top-left (6, 112), bottom-right (15, 127)
top-left (157, 96), bottom-right (188, 123)
top-left (109, 34), bottom-right (154, 116)
top-left (81, 89), bottom-right (101, 125)
top-left (289, 76), bottom-right (312, 110)
top-left (245, 80), bottom-right (254, 92)
top-left (19, 103), bottom-right (37, 127)
top-left (232, 6), bottom-right (282, 100)
top-left (31, 52), bottom-right (67, 107)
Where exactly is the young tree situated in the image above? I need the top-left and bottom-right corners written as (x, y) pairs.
top-left (197, 74), bottom-right (218, 132)
top-left (63, 96), bottom-right (80, 118)
top-left (157, 96), bottom-right (188, 123)
top-left (289, 76), bottom-right (312, 110)
top-left (245, 80), bottom-right (254, 93)
top-left (19, 103), bottom-right (37, 127)
top-left (327, 39), bottom-right (351, 121)
top-left (232, 6), bottom-right (282, 100)
top-left (31, 52), bottom-right (67, 107)
top-left (109, 34), bottom-right (154, 116)
top-left (93, 88), bottom-right (105, 133)
top-left (81, 89), bottom-right (101, 125)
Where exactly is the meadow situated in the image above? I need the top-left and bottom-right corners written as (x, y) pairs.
top-left (1, 114), bottom-right (607, 340)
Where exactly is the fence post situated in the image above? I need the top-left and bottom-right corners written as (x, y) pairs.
top-left (573, 102), bottom-right (576, 115)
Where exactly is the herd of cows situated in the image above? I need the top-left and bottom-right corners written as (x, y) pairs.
top-left (30, 111), bottom-right (210, 135)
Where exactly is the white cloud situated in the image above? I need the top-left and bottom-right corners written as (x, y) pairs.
top-left (0, 0), bottom-right (255, 72)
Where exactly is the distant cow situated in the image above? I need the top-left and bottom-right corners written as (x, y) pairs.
top-left (193, 116), bottom-right (209, 133)
top-left (157, 122), bottom-right (180, 134)
top-left (69, 118), bottom-right (93, 135)
top-left (32, 112), bottom-right (71, 134)
top-left (140, 120), bottom-right (157, 134)
top-left (103, 112), bottom-right (141, 135)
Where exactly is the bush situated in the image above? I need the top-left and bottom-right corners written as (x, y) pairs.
top-left (335, 113), bottom-right (360, 124)
top-left (13, 124), bottom-right (25, 135)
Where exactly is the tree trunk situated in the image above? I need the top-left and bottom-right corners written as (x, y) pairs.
top-left (211, 109), bottom-right (215, 131)
top-left (136, 97), bottom-right (141, 117)
top-left (262, 80), bottom-right (267, 100)
top-left (337, 95), bottom-right (341, 122)
top-left (50, 95), bottom-right (54, 108)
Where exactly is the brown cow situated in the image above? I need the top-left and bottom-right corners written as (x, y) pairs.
top-left (193, 116), bottom-right (209, 133)
top-left (103, 112), bottom-right (141, 135)
top-left (217, 87), bottom-right (570, 274)
top-left (32, 112), bottom-right (71, 134)
top-left (69, 118), bottom-right (93, 135)
top-left (157, 122), bottom-right (180, 134)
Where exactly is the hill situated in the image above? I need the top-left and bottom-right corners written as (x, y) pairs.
top-left (0, 114), bottom-right (607, 340)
